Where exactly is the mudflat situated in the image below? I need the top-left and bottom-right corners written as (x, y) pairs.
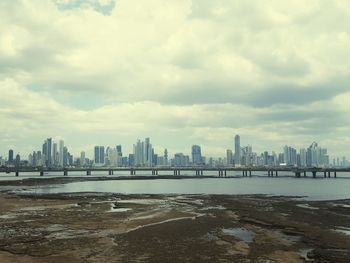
top-left (0, 179), bottom-right (349, 262)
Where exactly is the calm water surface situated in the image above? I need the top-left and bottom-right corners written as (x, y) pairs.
top-left (25, 176), bottom-right (350, 201)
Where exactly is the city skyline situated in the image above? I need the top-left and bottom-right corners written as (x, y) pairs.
top-left (1, 1), bottom-right (350, 161)
top-left (1, 135), bottom-right (349, 168)
top-left (1, 134), bottom-right (350, 161)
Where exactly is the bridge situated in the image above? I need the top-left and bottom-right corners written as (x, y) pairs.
top-left (1, 167), bottom-right (350, 178)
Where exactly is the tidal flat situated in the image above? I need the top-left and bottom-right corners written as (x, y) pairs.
top-left (0, 179), bottom-right (349, 262)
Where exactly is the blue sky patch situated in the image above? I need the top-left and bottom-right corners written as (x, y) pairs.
top-left (53, 0), bottom-right (116, 15)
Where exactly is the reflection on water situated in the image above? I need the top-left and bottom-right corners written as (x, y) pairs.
top-left (22, 177), bottom-right (350, 201)
top-left (222, 228), bottom-right (256, 243)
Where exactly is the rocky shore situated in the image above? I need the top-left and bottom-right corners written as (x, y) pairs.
top-left (0, 178), bottom-right (349, 262)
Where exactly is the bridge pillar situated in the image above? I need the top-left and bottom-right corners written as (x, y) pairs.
top-left (275, 171), bottom-right (278, 177)
top-left (64, 169), bottom-right (68, 176)
top-left (328, 171), bottom-right (331, 178)
top-left (156, 170), bottom-right (158, 175)
top-left (178, 169), bottom-right (180, 176)
top-left (334, 171), bottom-right (337, 178)
top-left (304, 171), bottom-right (306, 177)
top-left (295, 172), bottom-right (301, 178)
top-left (312, 171), bottom-right (316, 178)
top-left (224, 170), bottom-right (227, 177)
top-left (249, 170), bottom-right (252, 177)
top-left (201, 170), bottom-right (203, 176)
top-left (195, 170), bottom-right (198, 176)
top-left (87, 170), bottom-right (91, 176)
top-left (268, 171), bottom-right (270, 177)
top-left (40, 171), bottom-right (44, 176)
top-left (15, 171), bottom-right (19, 177)
top-left (324, 171), bottom-right (327, 178)
top-left (108, 170), bottom-right (113, 175)
top-left (130, 169), bottom-right (134, 175)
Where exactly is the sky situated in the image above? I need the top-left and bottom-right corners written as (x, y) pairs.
top-left (0, 0), bottom-right (350, 159)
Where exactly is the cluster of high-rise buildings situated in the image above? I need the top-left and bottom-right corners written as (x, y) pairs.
top-left (26, 139), bottom-right (72, 167)
top-left (227, 136), bottom-right (334, 168)
top-left (0, 135), bottom-right (349, 168)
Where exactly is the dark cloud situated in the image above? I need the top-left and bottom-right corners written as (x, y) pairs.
top-left (247, 79), bottom-right (349, 107)
top-left (160, 78), bottom-right (349, 108)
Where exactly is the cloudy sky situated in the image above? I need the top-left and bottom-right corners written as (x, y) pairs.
top-left (1, 0), bottom-right (350, 159)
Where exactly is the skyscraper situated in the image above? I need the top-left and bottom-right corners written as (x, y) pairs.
top-left (8, 149), bottom-right (13, 164)
top-left (80, 151), bottom-right (86, 166)
top-left (234, 135), bottom-right (241, 166)
top-left (191, 145), bottom-right (202, 165)
top-left (116, 145), bottom-right (122, 166)
top-left (94, 146), bottom-right (100, 164)
top-left (134, 139), bottom-right (144, 166)
top-left (15, 153), bottom-right (20, 167)
top-left (63, 147), bottom-right (68, 167)
top-left (46, 138), bottom-right (52, 167)
top-left (53, 143), bottom-right (58, 166)
top-left (164, 149), bottom-right (168, 166)
top-left (116, 145), bottom-right (122, 156)
top-left (58, 140), bottom-right (64, 167)
top-left (144, 137), bottom-right (153, 167)
top-left (226, 149), bottom-right (233, 166)
top-left (94, 146), bottom-right (105, 165)
top-left (300, 148), bottom-right (307, 167)
top-left (99, 146), bottom-right (105, 164)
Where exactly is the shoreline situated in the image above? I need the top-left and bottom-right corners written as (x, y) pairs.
top-left (0, 174), bottom-right (349, 188)
top-left (0, 188), bottom-right (349, 262)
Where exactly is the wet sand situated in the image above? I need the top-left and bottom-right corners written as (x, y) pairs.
top-left (0, 178), bottom-right (349, 262)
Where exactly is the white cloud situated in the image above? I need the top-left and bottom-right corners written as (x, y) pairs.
top-left (0, 0), bottom-right (349, 159)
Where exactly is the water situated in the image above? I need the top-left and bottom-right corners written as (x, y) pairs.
top-left (1, 170), bottom-right (349, 181)
top-left (22, 177), bottom-right (350, 201)
top-left (222, 227), bottom-right (256, 243)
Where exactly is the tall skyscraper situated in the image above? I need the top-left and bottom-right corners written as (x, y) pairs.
top-left (58, 140), bottom-right (64, 167)
top-left (8, 149), bottom-right (14, 164)
top-left (94, 146), bottom-right (105, 165)
top-left (144, 137), bottom-right (153, 167)
top-left (226, 149), bottom-right (233, 166)
top-left (134, 139), bottom-right (144, 166)
top-left (63, 147), bottom-right (68, 167)
top-left (300, 148), bottom-right (307, 167)
top-left (191, 145), bottom-right (202, 165)
top-left (133, 138), bottom-right (153, 167)
top-left (80, 151), bottom-right (86, 166)
top-left (53, 143), bottom-right (58, 166)
top-left (99, 146), bottom-right (105, 164)
top-left (15, 153), bottom-right (20, 167)
top-left (46, 138), bottom-right (52, 167)
top-left (94, 146), bottom-right (100, 164)
top-left (234, 135), bottom-right (241, 166)
top-left (116, 145), bottom-right (123, 166)
top-left (164, 149), bottom-right (168, 166)
top-left (116, 145), bottom-right (122, 155)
